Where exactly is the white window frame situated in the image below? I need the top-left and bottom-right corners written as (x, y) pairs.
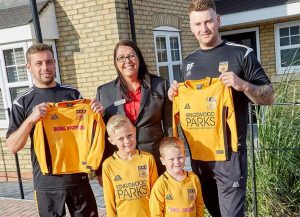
top-left (153, 26), bottom-right (182, 82)
top-left (274, 20), bottom-right (300, 74)
top-left (0, 42), bottom-right (30, 128)
top-left (0, 40), bottom-right (60, 128)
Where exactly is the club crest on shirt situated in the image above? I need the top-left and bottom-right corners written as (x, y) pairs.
top-left (218, 61), bottom-right (229, 73)
top-left (207, 97), bottom-right (217, 110)
top-left (187, 189), bottom-right (196, 200)
top-left (138, 165), bottom-right (148, 178)
top-left (76, 109), bottom-right (86, 120)
top-left (186, 62), bottom-right (194, 77)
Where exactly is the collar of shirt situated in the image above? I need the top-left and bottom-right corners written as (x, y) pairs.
top-left (124, 86), bottom-right (142, 124)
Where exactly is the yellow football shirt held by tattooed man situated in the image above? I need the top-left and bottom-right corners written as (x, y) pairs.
top-left (173, 77), bottom-right (238, 161)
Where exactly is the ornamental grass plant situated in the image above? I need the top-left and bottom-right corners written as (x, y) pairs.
top-left (246, 74), bottom-right (300, 216)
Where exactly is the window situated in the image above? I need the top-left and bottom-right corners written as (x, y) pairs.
top-left (275, 21), bottom-right (300, 74)
top-left (154, 27), bottom-right (182, 82)
top-left (0, 44), bottom-right (31, 126)
top-left (3, 47), bottom-right (30, 101)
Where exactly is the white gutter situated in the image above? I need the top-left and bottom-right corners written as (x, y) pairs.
top-left (221, 2), bottom-right (300, 27)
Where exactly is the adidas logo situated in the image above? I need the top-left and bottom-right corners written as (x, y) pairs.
top-left (232, 182), bottom-right (240, 188)
top-left (114, 175), bottom-right (122, 181)
top-left (50, 114), bottom-right (59, 120)
top-left (165, 194), bottom-right (173, 200)
top-left (184, 103), bottom-right (191, 109)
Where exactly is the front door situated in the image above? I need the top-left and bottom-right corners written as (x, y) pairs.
top-left (221, 30), bottom-right (259, 123)
top-left (221, 31), bottom-right (258, 56)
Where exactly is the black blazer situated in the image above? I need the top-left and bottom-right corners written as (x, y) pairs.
top-left (96, 74), bottom-right (172, 174)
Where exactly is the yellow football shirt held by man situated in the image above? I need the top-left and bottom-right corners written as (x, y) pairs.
top-left (34, 98), bottom-right (105, 174)
top-left (173, 77), bottom-right (238, 161)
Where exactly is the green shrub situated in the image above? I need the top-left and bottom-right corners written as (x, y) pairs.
top-left (246, 75), bottom-right (300, 216)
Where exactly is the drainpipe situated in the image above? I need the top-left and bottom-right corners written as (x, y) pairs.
top-left (30, 0), bottom-right (43, 43)
top-left (127, 0), bottom-right (136, 43)
top-left (8, 108), bottom-right (24, 199)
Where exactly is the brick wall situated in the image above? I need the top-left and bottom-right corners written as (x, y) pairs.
top-left (115, 0), bottom-right (198, 75)
top-left (54, 0), bottom-right (198, 91)
top-left (0, 131), bottom-right (32, 181)
top-left (55, 0), bottom-right (121, 98)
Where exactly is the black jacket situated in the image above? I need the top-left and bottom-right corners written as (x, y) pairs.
top-left (96, 74), bottom-right (172, 174)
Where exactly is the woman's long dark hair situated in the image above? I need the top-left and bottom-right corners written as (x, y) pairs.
top-left (114, 40), bottom-right (151, 100)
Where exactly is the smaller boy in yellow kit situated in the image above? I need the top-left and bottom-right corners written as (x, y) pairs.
top-left (102, 114), bottom-right (158, 217)
top-left (150, 137), bottom-right (204, 217)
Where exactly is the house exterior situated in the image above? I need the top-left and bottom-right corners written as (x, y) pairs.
top-left (216, 0), bottom-right (300, 83)
top-left (0, 0), bottom-right (299, 180)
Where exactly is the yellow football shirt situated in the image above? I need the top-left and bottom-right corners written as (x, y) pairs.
top-left (149, 171), bottom-right (204, 217)
top-left (173, 77), bottom-right (238, 161)
top-left (34, 99), bottom-right (105, 174)
top-left (102, 150), bottom-right (158, 217)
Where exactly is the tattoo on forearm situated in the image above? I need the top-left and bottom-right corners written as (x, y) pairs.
top-left (246, 84), bottom-right (274, 105)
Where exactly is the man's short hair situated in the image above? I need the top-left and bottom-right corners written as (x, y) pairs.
top-left (106, 114), bottom-right (133, 136)
top-left (159, 137), bottom-right (185, 157)
top-left (189, 0), bottom-right (216, 13)
top-left (26, 43), bottom-right (54, 63)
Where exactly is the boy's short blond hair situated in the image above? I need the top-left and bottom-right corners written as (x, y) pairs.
top-left (106, 114), bottom-right (133, 136)
top-left (189, 0), bottom-right (216, 13)
top-left (159, 137), bottom-right (185, 157)
top-left (26, 43), bottom-right (54, 63)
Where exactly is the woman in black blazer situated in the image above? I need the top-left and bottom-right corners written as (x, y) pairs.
top-left (96, 40), bottom-right (172, 178)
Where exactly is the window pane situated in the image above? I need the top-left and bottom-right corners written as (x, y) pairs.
top-left (159, 66), bottom-right (169, 81)
top-left (171, 50), bottom-right (180, 61)
top-left (170, 37), bottom-right (180, 61)
top-left (280, 37), bottom-right (290, 46)
top-left (170, 37), bottom-right (179, 49)
top-left (17, 66), bottom-right (27, 81)
top-left (172, 65), bottom-right (182, 81)
top-left (280, 27), bottom-right (289, 37)
top-left (15, 48), bottom-right (25, 64)
top-left (290, 26), bottom-right (299, 35)
top-left (156, 37), bottom-right (167, 62)
top-left (3, 49), bottom-right (15, 65)
top-left (280, 48), bottom-right (300, 67)
top-left (156, 37), bottom-right (166, 49)
top-left (157, 50), bottom-right (168, 62)
top-left (4, 47), bottom-right (27, 83)
top-left (9, 87), bottom-right (28, 102)
top-left (0, 89), bottom-right (5, 120)
top-left (291, 36), bottom-right (300, 45)
top-left (6, 66), bottom-right (18, 83)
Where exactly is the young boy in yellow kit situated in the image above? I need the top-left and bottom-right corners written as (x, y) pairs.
top-left (102, 114), bottom-right (158, 217)
top-left (149, 137), bottom-right (204, 217)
